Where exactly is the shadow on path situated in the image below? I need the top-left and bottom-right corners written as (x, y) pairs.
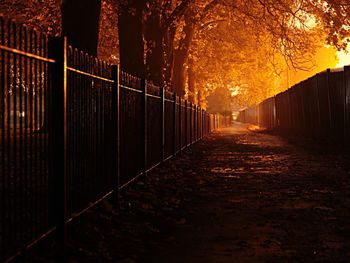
top-left (28, 123), bottom-right (350, 263)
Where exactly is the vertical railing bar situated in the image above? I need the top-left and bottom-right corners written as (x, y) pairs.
top-left (172, 93), bottom-right (176, 156)
top-left (190, 102), bottom-right (193, 145)
top-left (92, 58), bottom-right (96, 200)
top-left (77, 49), bottom-right (82, 211)
top-left (191, 102), bottom-right (196, 144)
top-left (95, 60), bottom-right (102, 198)
top-left (178, 97), bottom-right (182, 154)
top-left (79, 52), bottom-right (85, 209)
top-left (201, 109), bottom-right (203, 138)
top-left (9, 19), bottom-right (19, 246)
top-left (91, 58), bottom-right (96, 200)
top-left (43, 33), bottom-right (49, 229)
top-left (100, 61), bottom-right (105, 193)
top-left (5, 18), bottom-right (12, 249)
top-left (4, 20), bottom-right (13, 250)
top-left (33, 30), bottom-right (40, 237)
top-left (193, 104), bottom-right (195, 141)
top-left (70, 47), bottom-right (76, 213)
top-left (75, 48), bottom-right (80, 211)
top-left (201, 108), bottom-right (203, 138)
top-left (38, 32), bottom-right (44, 234)
top-left (82, 53), bottom-right (87, 208)
top-left (102, 62), bottom-right (107, 193)
top-left (12, 21), bottom-right (19, 246)
top-left (96, 60), bottom-right (100, 195)
top-left (67, 48), bottom-right (72, 213)
top-left (315, 74), bottom-right (321, 131)
top-left (101, 62), bottom-right (105, 192)
top-left (100, 61), bottom-right (104, 192)
top-left (189, 102), bottom-right (191, 144)
top-left (96, 57), bottom-right (102, 197)
top-left (193, 104), bottom-right (195, 142)
top-left (27, 27), bottom-right (34, 240)
top-left (199, 107), bottom-right (201, 139)
top-left (195, 105), bottom-right (197, 141)
top-left (111, 65), bottom-right (120, 207)
top-left (85, 53), bottom-right (90, 209)
top-left (73, 50), bottom-right (78, 210)
top-left (184, 100), bottom-right (187, 148)
top-left (0, 17), bottom-right (6, 255)
top-left (67, 47), bottom-right (72, 212)
top-left (199, 108), bottom-right (201, 139)
top-left (18, 24), bottom-right (25, 245)
top-left (326, 69), bottom-right (332, 131)
top-left (142, 79), bottom-right (147, 175)
top-left (208, 113), bottom-right (210, 133)
top-left (344, 66), bottom-right (349, 146)
top-left (196, 106), bottom-right (198, 140)
top-left (89, 54), bottom-right (94, 203)
top-left (95, 59), bottom-right (100, 198)
top-left (197, 105), bottom-right (199, 141)
top-left (71, 46), bottom-right (75, 211)
top-left (196, 105), bottom-right (198, 141)
top-left (48, 36), bottom-right (68, 243)
top-left (200, 108), bottom-right (202, 138)
top-left (161, 87), bottom-right (165, 162)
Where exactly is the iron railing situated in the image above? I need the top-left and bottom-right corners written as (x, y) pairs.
top-left (0, 17), bottom-right (225, 262)
top-left (237, 67), bottom-right (350, 146)
top-left (0, 17), bottom-right (53, 262)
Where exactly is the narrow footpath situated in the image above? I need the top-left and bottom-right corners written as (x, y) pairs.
top-left (29, 123), bottom-right (350, 263)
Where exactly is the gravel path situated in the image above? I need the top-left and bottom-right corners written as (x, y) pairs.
top-left (28, 123), bottom-right (350, 263)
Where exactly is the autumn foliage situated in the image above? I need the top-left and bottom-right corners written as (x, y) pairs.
top-left (0, 0), bottom-right (349, 111)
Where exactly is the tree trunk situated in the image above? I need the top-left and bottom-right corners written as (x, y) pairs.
top-left (144, 12), bottom-right (164, 86)
top-left (187, 58), bottom-right (195, 103)
top-left (172, 12), bottom-right (195, 96)
top-left (163, 26), bottom-right (176, 89)
top-left (61, 0), bottom-right (101, 56)
top-left (118, 0), bottom-right (146, 78)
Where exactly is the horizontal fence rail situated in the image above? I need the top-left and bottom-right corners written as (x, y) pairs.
top-left (0, 17), bottom-right (228, 262)
top-left (237, 67), bottom-right (350, 146)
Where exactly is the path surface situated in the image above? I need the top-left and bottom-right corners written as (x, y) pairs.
top-left (29, 123), bottom-right (350, 262)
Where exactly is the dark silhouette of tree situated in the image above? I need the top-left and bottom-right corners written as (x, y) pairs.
top-left (61, 0), bottom-right (102, 56)
top-left (118, 0), bottom-right (147, 78)
top-left (118, 0), bottom-right (194, 82)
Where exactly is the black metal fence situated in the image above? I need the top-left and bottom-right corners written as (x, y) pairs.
top-left (0, 17), bottom-right (225, 262)
top-left (0, 17), bottom-right (53, 262)
top-left (237, 67), bottom-right (350, 146)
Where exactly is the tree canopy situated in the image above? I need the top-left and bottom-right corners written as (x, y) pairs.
top-left (0, 0), bottom-right (349, 111)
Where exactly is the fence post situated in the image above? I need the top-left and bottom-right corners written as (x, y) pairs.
top-left (189, 101), bottom-right (192, 145)
top-left (141, 79), bottom-right (148, 175)
top-left (193, 103), bottom-right (195, 142)
top-left (198, 107), bottom-right (200, 139)
top-left (111, 65), bottom-right (120, 208)
top-left (201, 109), bottom-right (204, 138)
top-left (160, 87), bottom-right (165, 162)
top-left (179, 98), bottom-right (182, 154)
top-left (194, 105), bottom-right (197, 142)
top-left (173, 93), bottom-right (177, 156)
top-left (344, 66), bottom-right (350, 146)
top-left (184, 100), bottom-right (188, 147)
top-left (197, 106), bottom-right (199, 141)
top-left (200, 109), bottom-right (202, 138)
top-left (48, 36), bottom-right (68, 243)
top-left (326, 69), bottom-right (332, 131)
top-left (197, 106), bottom-right (199, 140)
